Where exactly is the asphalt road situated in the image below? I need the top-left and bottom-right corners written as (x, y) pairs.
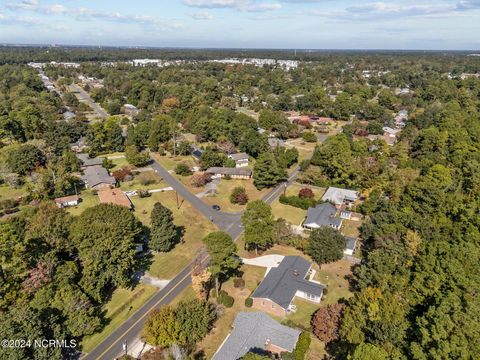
top-left (82, 159), bottom-right (300, 360)
top-left (69, 83), bottom-right (109, 118)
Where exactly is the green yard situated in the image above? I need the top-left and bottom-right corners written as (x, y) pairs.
top-left (0, 185), bottom-right (27, 201)
top-left (66, 190), bottom-right (100, 216)
top-left (131, 190), bottom-right (217, 279)
top-left (81, 284), bottom-right (157, 353)
top-left (119, 171), bottom-right (166, 192)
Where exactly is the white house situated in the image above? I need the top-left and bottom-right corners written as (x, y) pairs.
top-left (228, 153), bottom-right (249, 168)
top-left (54, 195), bottom-right (80, 208)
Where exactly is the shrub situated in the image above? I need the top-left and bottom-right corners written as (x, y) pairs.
top-left (137, 172), bottom-right (160, 186)
top-left (230, 186), bottom-right (249, 205)
top-left (138, 190), bottom-right (151, 198)
top-left (279, 195), bottom-right (317, 210)
top-left (217, 291), bottom-right (234, 308)
top-left (301, 132), bottom-right (317, 143)
top-left (175, 163), bottom-right (192, 176)
top-left (244, 297), bottom-right (253, 308)
top-left (298, 188), bottom-right (314, 199)
top-left (233, 278), bottom-right (245, 288)
top-left (293, 332), bottom-right (311, 360)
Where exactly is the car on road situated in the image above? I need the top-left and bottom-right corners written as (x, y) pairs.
top-left (212, 204), bottom-right (221, 211)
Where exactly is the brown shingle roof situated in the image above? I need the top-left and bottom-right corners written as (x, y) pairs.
top-left (97, 188), bottom-right (132, 208)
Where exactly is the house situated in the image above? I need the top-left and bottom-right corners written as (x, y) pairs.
top-left (212, 312), bottom-right (301, 360)
top-left (54, 195), bottom-right (80, 208)
top-left (251, 256), bottom-right (324, 317)
top-left (70, 137), bottom-right (87, 153)
top-left (76, 153), bottom-right (104, 167)
top-left (81, 165), bottom-right (116, 190)
top-left (228, 153), bottom-right (249, 168)
top-left (344, 236), bottom-right (357, 256)
top-left (97, 188), bottom-right (132, 209)
top-left (123, 103), bottom-right (139, 116)
top-left (206, 167), bottom-right (252, 180)
top-left (303, 203), bottom-right (342, 230)
top-left (322, 187), bottom-right (359, 206)
top-left (268, 137), bottom-right (285, 148)
top-left (192, 147), bottom-right (203, 160)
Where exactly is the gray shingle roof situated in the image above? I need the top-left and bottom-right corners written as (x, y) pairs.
top-left (206, 167), bottom-right (252, 177)
top-left (228, 152), bottom-right (249, 161)
top-left (251, 256), bottom-right (324, 309)
top-left (321, 187), bottom-right (358, 205)
top-left (304, 202), bottom-right (342, 229)
top-left (80, 165), bottom-right (116, 188)
top-left (345, 236), bottom-right (357, 251)
top-left (212, 312), bottom-right (301, 360)
top-left (76, 153), bottom-right (104, 167)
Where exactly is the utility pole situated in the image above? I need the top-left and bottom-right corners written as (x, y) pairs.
top-left (176, 190), bottom-right (179, 209)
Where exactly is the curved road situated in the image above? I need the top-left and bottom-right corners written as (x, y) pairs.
top-left (81, 159), bottom-right (300, 360)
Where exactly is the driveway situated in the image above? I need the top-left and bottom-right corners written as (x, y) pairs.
top-left (242, 254), bottom-right (285, 268)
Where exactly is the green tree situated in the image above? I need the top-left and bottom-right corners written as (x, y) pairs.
top-left (148, 114), bottom-right (174, 151)
top-left (6, 144), bottom-right (45, 175)
top-left (349, 343), bottom-right (389, 360)
top-left (307, 227), bottom-right (346, 265)
top-left (242, 200), bottom-right (274, 253)
top-left (253, 152), bottom-right (286, 190)
top-left (150, 202), bottom-right (177, 252)
top-left (125, 145), bottom-right (149, 167)
top-left (142, 306), bottom-right (180, 347)
top-left (70, 204), bottom-right (143, 302)
top-left (175, 299), bottom-right (216, 346)
top-left (203, 231), bottom-right (239, 296)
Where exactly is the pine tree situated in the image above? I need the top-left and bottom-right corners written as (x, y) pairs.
top-left (150, 202), bottom-right (177, 252)
top-left (253, 152), bottom-right (286, 190)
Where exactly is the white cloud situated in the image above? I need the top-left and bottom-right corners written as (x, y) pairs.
top-left (191, 11), bottom-right (215, 19)
top-left (183, 0), bottom-right (281, 12)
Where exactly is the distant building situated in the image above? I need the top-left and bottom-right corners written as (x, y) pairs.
top-left (81, 165), bottom-right (116, 190)
top-left (322, 187), bottom-right (359, 206)
top-left (192, 147), bottom-right (203, 160)
top-left (251, 256), bottom-right (324, 317)
top-left (228, 153), bottom-right (249, 168)
top-left (212, 312), bottom-right (301, 360)
top-left (123, 103), bottom-right (139, 116)
top-left (70, 137), bottom-right (87, 153)
top-left (206, 167), bottom-right (252, 180)
top-left (268, 137), bottom-right (285, 148)
top-left (303, 203), bottom-right (342, 230)
top-left (97, 188), bottom-right (132, 209)
top-left (54, 195), bottom-right (80, 208)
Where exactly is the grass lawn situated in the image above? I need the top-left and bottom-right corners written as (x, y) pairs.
top-left (119, 171), bottom-right (166, 192)
top-left (285, 138), bottom-right (317, 161)
top-left (0, 185), bottom-right (27, 201)
top-left (81, 284), bottom-right (157, 353)
top-left (270, 183), bottom-right (325, 225)
top-left (202, 178), bottom-right (268, 213)
top-left (307, 337), bottom-right (326, 360)
top-left (110, 157), bottom-right (129, 171)
top-left (315, 259), bottom-right (353, 305)
top-left (196, 263), bottom-right (265, 358)
top-left (342, 219), bottom-right (362, 238)
top-left (131, 191), bottom-right (217, 279)
top-left (66, 190), bottom-right (99, 216)
top-left (151, 153), bottom-right (195, 171)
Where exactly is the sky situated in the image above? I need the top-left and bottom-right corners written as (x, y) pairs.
top-left (0, 0), bottom-right (479, 50)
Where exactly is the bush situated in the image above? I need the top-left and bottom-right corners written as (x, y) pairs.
top-left (138, 190), bottom-right (151, 198)
top-left (175, 163), bottom-right (192, 176)
top-left (244, 297), bottom-right (253, 308)
top-left (279, 195), bottom-right (317, 210)
top-left (217, 291), bottom-right (234, 308)
top-left (112, 167), bottom-right (132, 182)
top-left (301, 132), bottom-right (317, 143)
top-left (293, 332), bottom-right (311, 360)
top-left (298, 188), bottom-right (314, 199)
top-left (233, 278), bottom-right (245, 288)
top-left (137, 172), bottom-right (160, 186)
top-left (230, 186), bottom-right (249, 205)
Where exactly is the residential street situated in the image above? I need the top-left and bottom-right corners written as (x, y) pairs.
top-left (69, 83), bottom-right (109, 118)
top-left (82, 159), bottom-right (299, 360)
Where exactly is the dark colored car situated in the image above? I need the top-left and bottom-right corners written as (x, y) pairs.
top-left (212, 204), bottom-right (221, 211)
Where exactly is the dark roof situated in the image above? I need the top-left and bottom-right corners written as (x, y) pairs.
top-left (192, 149), bottom-right (203, 159)
top-left (304, 203), bottom-right (342, 228)
top-left (251, 256), bottom-right (324, 309)
top-left (206, 167), bottom-right (252, 177)
top-left (76, 153), bottom-right (104, 167)
top-left (80, 165), bottom-right (116, 187)
top-left (345, 236), bottom-right (357, 251)
top-left (212, 312), bottom-right (300, 360)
